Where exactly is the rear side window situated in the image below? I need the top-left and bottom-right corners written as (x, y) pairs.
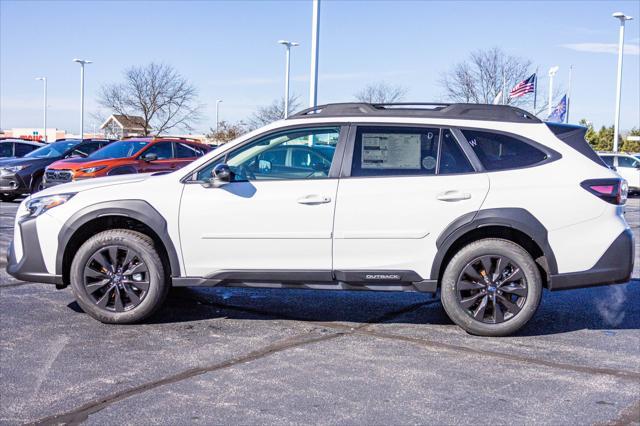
top-left (15, 143), bottom-right (36, 156)
top-left (439, 130), bottom-right (474, 174)
top-left (601, 156), bottom-right (614, 167)
top-left (72, 142), bottom-right (101, 157)
top-left (462, 130), bottom-right (547, 171)
top-left (175, 143), bottom-right (203, 158)
top-left (351, 127), bottom-right (440, 177)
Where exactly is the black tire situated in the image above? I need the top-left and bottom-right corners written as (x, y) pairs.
top-left (0, 194), bottom-right (17, 202)
top-left (70, 229), bottom-right (169, 324)
top-left (31, 175), bottom-right (44, 194)
top-left (440, 238), bottom-right (542, 337)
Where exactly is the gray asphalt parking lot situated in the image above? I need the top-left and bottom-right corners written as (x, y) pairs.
top-left (1, 197), bottom-right (639, 425)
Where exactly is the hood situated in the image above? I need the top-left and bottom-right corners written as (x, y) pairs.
top-left (0, 156), bottom-right (53, 168)
top-left (48, 157), bottom-right (108, 170)
top-left (34, 173), bottom-right (153, 197)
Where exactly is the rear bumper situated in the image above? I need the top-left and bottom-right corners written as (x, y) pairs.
top-left (5, 217), bottom-right (62, 285)
top-left (548, 228), bottom-right (634, 290)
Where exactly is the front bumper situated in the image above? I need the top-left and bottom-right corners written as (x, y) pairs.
top-left (5, 217), bottom-right (63, 285)
top-left (549, 229), bottom-right (635, 290)
top-left (0, 173), bottom-right (29, 195)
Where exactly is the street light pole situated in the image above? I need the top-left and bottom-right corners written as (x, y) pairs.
top-left (35, 77), bottom-right (47, 142)
top-left (548, 66), bottom-right (559, 117)
top-left (278, 40), bottom-right (299, 118)
top-left (309, 0), bottom-right (320, 108)
top-left (215, 99), bottom-right (223, 133)
top-left (612, 12), bottom-right (633, 153)
top-left (73, 59), bottom-right (92, 139)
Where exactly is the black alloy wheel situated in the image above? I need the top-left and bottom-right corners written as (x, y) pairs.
top-left (456, 255), bottom-right (528, 324)
top-left (83, 245), bottom-right (150, 312)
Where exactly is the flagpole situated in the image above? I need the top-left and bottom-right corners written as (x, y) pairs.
top-left (566, 65), bottom-right (573, 124)
top-left (533, 67), bottom-right (538, 111)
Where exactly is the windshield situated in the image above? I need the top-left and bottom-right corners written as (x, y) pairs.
top-left (25, 141), bottom-right (78, 159)
top-left (88, 140), bottom-right (148, 160)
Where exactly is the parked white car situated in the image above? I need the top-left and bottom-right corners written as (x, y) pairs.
top-left (599, 152), bottom-right (640, 193)
top-left (7, 103), bottom-right (634, 336)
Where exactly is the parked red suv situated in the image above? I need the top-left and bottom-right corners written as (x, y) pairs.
top-left (43, 137), bottom-right (211, 187)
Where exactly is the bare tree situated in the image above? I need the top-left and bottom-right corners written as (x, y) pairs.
top-left (440, 48), bottom-right (532, 106)
top-left (98, 63), bottom-right (202, 136)
top-left (206, 120), bottom-right (247, 145)
top-left (354, 82), bottom-right (407, 103)
top-left (247, 95), bottom-right (301, 130)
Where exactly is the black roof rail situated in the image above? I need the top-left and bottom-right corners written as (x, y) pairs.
top-left (289, 102), bottom-right (541, 124)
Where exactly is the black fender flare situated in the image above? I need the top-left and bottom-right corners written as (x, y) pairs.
top-left (430, 208), bottom-right (558, 280)
top-left (56, 200), bottom-right (181, 277)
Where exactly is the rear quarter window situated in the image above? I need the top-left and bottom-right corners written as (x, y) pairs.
top-left (461, 130), bottom-right (547, 171)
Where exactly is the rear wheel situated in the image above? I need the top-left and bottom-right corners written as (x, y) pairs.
top-left (70, 229), bottom-right (169, 324)
top-left (440, 239), bottom-right (542, 337)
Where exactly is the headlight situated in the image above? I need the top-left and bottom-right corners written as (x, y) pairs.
top-left (0, 165), bottom-right (27, 175)
top-left (26, 193), bottom-right (75, 218)
top-left (79, 165), bottom-right (107, 174)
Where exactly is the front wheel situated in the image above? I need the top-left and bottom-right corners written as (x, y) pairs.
top-left (440, 239), bottom-right (542, 337)
top-left (70, 229), bottom-right (169, 324)
top-left (31, 175), bottom-right (44, 194)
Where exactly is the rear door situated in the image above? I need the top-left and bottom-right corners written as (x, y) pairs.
top-left (174, 142), bottom-right (205, 169)
top-left (332, 125), bottom-right (489, 280)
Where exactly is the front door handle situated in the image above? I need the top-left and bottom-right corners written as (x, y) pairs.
top-left (297, 195), bottom-right (332, 205)
top-left (437, 191), bottom-right (472, 202)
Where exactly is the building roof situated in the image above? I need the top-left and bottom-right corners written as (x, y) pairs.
top-left (100, 114), bottom-right (147, 131)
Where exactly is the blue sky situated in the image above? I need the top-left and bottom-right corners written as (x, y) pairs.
top-left (1, 0), bottom-right (639, 134)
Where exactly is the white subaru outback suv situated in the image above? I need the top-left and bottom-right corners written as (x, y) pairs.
top-left (6, 103), bottom-right (634, 336)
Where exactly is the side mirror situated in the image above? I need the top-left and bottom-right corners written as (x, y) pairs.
top-left (209, 163), bottom-right (232, 188)
top-left (141, 153), bottom-right (158, 162)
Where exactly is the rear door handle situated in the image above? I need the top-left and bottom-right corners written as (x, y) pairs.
top-left (437, 191), bottom-right (472, 202)
top-left (297, 195), bottom-right (332, 205)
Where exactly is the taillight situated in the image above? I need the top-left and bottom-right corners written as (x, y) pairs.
top-left (581, 178), bottom-right (628, 205)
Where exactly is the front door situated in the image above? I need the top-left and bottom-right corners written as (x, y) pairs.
top-left (332, 125), bottom-right (490, 280)
top-left (138, 142), bottom-right (176, 172)
top-left (179, 126), bottom-right (344, 277)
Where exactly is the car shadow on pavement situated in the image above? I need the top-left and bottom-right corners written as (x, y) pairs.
top-left (66, 280), bottom-right (639, 337)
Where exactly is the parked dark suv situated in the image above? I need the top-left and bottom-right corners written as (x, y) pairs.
top-left (0, 138), bottom-right (114, 202)
top-left (0, 139), bottom-right (44, 159)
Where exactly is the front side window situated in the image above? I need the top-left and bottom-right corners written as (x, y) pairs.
top-left (462, 130), bottom-right (547, 171)
top-left (88, 140), bottom-right (148, 160)
top-left (617, 156), bottom-right (639, 168)
top-left (195, 127), bottom-right (339, 181)
top-left (351, 127), bottom-right (440, 177)
top-left (601, 156), bottom-right (614, 167)
top-left (142, 142), bottom-right (173, 160)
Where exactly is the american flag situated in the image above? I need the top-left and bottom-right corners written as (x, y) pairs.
top-left (509, 74), bottom-right (536, 98)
